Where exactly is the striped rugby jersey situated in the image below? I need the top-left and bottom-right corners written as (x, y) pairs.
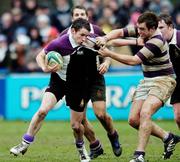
top-left (123, 26), bottom-right (175, 78)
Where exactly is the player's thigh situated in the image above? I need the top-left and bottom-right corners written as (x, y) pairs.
top-left (141, 95), bottom-right (163, 118)
top-left (45, 72), bottom-right (66, 101)
top-left (90, 76), bottom-right (106, 102)
top-left (149, 76), bottom-right (176, 103)
top-left (39, 92), bottom-right (57, 112)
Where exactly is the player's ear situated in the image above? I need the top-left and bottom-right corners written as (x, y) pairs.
top-left (71, 28), bottom-right (76, 34)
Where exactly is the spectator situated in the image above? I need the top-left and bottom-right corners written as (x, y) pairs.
top-left (0, 34), bottom-right (10, 70)
top-left (0, 12), bottom-right (15, 44)
top-left (10, 0), bottom-right (25, 11)
top-left (116, 0), bottom-right (132, 28)
top-left (36, 14), bottom-right (59, 46)
top-left (50, 0), bottom-right (72, 32)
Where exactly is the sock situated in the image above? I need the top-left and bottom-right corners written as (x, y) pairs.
top-left (76, 140), bottom-right (84, 148)
top-left (23, 134), bottom-right (34, 144)
top-left (163, 133), bottom-right (173, 143)
top-left (134, 151), bottom-right (145, 157)
top-left (108, 130), bottom-right (118, 139)
top-left (90, 140), bottom-right (102, 152)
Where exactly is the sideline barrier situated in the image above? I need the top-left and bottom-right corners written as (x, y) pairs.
top-left (3, 72), bottom-right (174, 121)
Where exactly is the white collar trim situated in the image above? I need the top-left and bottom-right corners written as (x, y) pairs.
top-left (169, 29), bottom-right (177, 45)
top-left (69, 31), bottom-right (79, 48)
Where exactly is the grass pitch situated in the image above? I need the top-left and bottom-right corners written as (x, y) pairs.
top-left (0, 120), bottom-right (179, 162)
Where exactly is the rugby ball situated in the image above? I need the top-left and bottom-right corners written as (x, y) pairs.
top-left (46, 51), bottom-right (63, 70)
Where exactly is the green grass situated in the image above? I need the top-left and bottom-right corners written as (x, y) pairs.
top-left (0, 120), bottom-right (179, 162)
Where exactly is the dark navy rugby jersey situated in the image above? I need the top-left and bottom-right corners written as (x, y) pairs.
top-left (169, 29), bottom-right (180, 78)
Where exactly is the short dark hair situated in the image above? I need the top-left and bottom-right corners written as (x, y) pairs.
top-left (71, 5), bottom-right (88, 17)
top-left (71, 18), bottom-right (90, 32)
top-left (138, 11), bottom-right (158, 30)
top-left (158, 13), bottom-right (174, 27)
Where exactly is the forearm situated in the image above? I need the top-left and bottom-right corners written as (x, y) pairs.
top-left (36, 50), bottom-right (46, 69)
top-left (104, 29), bottom-right (124, 41)
top-left (103, 56), bottom-right (111, 65)
top-left (107, 39), bottom-right (136, 47)
top-left (108, 51), bottom-right (138, 65)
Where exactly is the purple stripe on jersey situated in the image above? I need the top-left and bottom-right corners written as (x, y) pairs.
top-left (152, 34), bottom-right (165, 44)
top-left (136, 51), bottom-right (146, 62)
top-left (143, 67), bottom-right (174, 78)
top-left (143, 58), bottom-right (170, 66)
top-left (145, 43), bottom-right (162, 57)
top-left (123, 28), bottom-right (129, 37)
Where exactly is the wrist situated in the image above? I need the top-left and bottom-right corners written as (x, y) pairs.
top-left (136, 38), bottom-right (138, 46)
top-left (104, 36), bottom-right (109, 42)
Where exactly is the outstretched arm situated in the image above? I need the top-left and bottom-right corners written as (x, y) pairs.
top-left (107, 38), bottom-right (144, 47)
top-left (96, 29), bottom-right (124, 46)
top-left (98, 47), bottom-right (142, 66)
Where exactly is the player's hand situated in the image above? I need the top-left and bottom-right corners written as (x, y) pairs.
top-left (137, 37), bottom-right (144, 46)
top-left (42, 60), bottom-right (60, 73)
top-left (98, 61), bottom-right (110, 74)
top-left (98, 46), bottom-right (111, 57)
top-left (96, 36), bottom-right (107, 47)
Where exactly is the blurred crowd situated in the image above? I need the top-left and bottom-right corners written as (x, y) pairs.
top-left (0, 0), bottom-right (179, 73)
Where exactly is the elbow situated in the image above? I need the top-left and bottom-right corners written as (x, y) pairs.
top-left (128, 58), bottom-right (140, 66)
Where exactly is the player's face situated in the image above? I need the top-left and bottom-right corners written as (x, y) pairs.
top-left (72, 8), bottom-right (88, 22)
top-left (158, 20), bottom-right (171, 41)
top-left (137, 22), bottom-right (153, 39)
top-left (72, 28), bottom-right (90, 45)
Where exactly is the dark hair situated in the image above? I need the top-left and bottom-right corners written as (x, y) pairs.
top-left (137, 11), bottom-right (158, 30)
top-left (71, 5), bottom-right (88, 17)
top-left (158, 13), bottom-right (174, 27)
top-left (71, 18), bottom-right (90, 32)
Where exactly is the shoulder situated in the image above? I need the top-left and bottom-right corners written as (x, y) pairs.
top-left (123, 25), bottom-right (137, 37)
top-left (44, 34), bottom-right (70, 55)
top-left (147, 34), bottom-right (165, 47)
top-left (52, 34), bottom-right (69, 45)
top-left (59, 28), bottom-right (69, 36)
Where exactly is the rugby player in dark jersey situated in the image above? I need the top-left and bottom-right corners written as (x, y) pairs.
top-left (60, 6), bottom-right (121, 159)
top-left (158, 13), bottom-right (180, 129)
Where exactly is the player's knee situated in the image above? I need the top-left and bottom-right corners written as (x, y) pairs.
top-left (81, 117), bottom-right (88, 125)
top-left (140, 110), bottom-right (151, 121)
top-left (175, 116), bottom-right (180, 126)
top-left (128, 117), bottom-right (139, 129)
top-left (71, 122), bottom-right (81, 133)
top-left (95, 112), bottom-right (106, 121)
top-left (37, 110), bottom-right (47, 120)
